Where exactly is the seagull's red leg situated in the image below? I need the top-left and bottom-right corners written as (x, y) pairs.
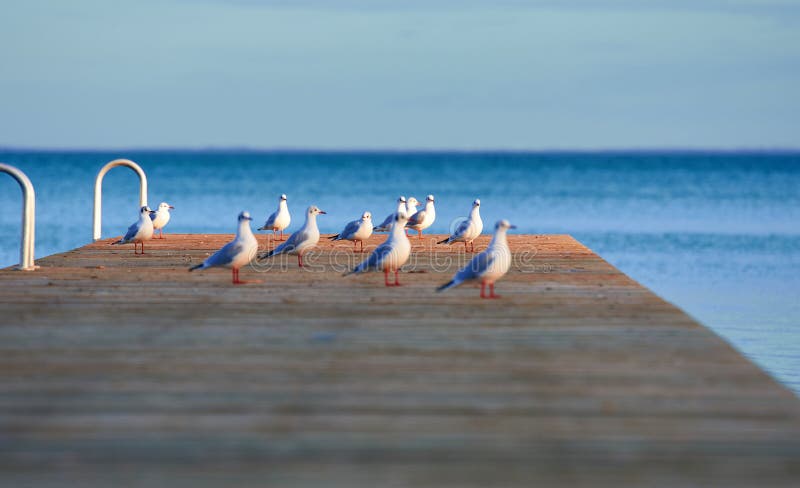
top-left (353, 241), bottom-right (357, 252)
top-left (418, 230), bottom-right (423, 240)
top-left (489, 283), bottom-right (500, 299)
top-left (360, 241), bottom-right (365, 253)
top-left (464, 241), bottom-right (468, 252)
top-left (384, 269), bottom-right (392, 287)
top-left (298, 255), bottom-right (303, 268)
top-left (141, 241), bottom-right (145, 254)
top-left (394, 269), bottom-right (401, 286)
top-left (480, 281), bottom-right (488, 299)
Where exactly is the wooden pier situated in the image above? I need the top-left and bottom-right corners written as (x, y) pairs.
top-left (1, 234), bottom-right (799, 487)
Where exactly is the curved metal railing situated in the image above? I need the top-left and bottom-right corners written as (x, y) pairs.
top-left (92, 159), bottom-right (148, 241)
top-left (0, 163), bottom-right (36, 270)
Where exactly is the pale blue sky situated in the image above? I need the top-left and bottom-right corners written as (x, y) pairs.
top-left (1, 0), bottom-right (798, 149)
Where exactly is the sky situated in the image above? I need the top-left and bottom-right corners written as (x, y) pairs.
top-left (1, 0), bottom-right (798, 150)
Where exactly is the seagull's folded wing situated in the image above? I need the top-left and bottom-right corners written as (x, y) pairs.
top-left (263, 211), bottom-right (278, 228)
top-left (375, 214), bottom-right (393, 229)
top-left (456, 251), bottom-right (494, 282)
top-left (341, 220), bottom-right (359, 239)
top-left (356, 242), bottom-right (393, 272)
top-left (206, 241), bottom-right (242, 267)
top-left (121, 222), bottom-right (140, 242)
top-left (453, 220), bottom-right (470, 239)
top-left (407, 210), bottom-right (425, 227)
top-left (274, 229), bottom-right (305, 254)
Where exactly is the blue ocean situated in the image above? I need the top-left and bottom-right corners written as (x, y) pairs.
top-left (2, 150), bottom-right (799, 395)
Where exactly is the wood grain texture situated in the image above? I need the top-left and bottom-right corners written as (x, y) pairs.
top-left (1, 234), bottom-right (799, 487)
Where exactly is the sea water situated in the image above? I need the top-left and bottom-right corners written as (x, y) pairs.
top-left (1, 150), bottom-right (798, 394)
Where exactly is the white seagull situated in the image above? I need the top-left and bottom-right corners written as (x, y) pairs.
top-left (344, 212), bottom-right (411, 286)
top-left (406, 194), bottom-right (436, 240)
top-left (438, 198), bottom-right (483, 252)
top-left (374, 196), bottom-right (406, 232)
top-left (258, 194), bottom-right (291, 241)
top-left (329, 211), bottom-right (373, 252)
top-left (112, 205), bottom-right (154, 254)
top-left (405, 196), bottom-right (420, 218)
top-left (437, 219), bottom-right (516, 298)
top-left (149, 202), bottom-right (174, 239)
top-left (189, 211), bottom-right (259, 284)
top-left (259, 205), bottom-right (326, 267)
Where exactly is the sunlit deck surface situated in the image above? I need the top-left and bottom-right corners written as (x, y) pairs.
top-left (1, 233), bottom-right (799, 487)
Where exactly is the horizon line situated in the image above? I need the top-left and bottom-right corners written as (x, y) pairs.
top-left (2, 145), bottom-right (800, 155)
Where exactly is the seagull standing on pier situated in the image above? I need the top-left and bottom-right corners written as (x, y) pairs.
top-left (438, 199), bottom-right (483, 252)
top-left (329, 211), bottom-right (373, 252)
top-left (189, 211), bottom-right (259, 284)
top-left (437, 219), bottom-right (516, 298)
top-left (149, 202), bottom-right (174, 239)
top-left (259, 205), bottom-right (326, 267)
top-left (344, 212), bottom-right (411, 286)
top-left (406, 194), bottom-right (436, 240)
top-left (112, 205), bottom-right (154, 254)
top-left (374, 196), bottom-right (406, 232)
top-left (258, 194), bottom-right (291, 241)
top-left (405, 196), bottom-right (420, 218)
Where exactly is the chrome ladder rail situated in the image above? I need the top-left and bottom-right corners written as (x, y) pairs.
top-left (0, 163), bottom-right (36, 270)
top-left (92, 159), bottom-right (148, 241)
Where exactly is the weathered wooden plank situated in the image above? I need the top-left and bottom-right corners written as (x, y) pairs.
top-left (1, 234), bottom-right (799, 487)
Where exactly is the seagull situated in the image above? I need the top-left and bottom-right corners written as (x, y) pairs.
top-left (329, 211), bottom-right (373, 252)
top-left (437, 219), bottom-right (516, 298)
top-left (405, 196), bottom-right (420, 218)
top-left (344, 212), bottom-right (411, 286)
top-left (374, 196), bottom-right (406, 232)
top-left (258, 194), bottom-right (291, 241)
top-left (438, 198), bottom-right (483, 252)
top-left (258, 205), bottom-right (326, 267)
top-left (189, 211), bottom-right (259, 284)
top-left (406, 194), bottom-right (436, 240)
top-left (149, 202), bottom-right (174, 239)
top-left (112, 205), bottom-right (154, 254)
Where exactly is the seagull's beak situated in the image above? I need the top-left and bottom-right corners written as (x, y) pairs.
top-left (319, 210), bottom-right (327, 214)
top-left (169, 206), bottom-right (175, 209)
top-left (509, 224), bottom-right (517, 229)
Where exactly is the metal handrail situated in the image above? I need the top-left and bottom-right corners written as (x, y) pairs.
top-left (92, 159), bottom-right (148, 241)
top-left (0, 163), bottom-right (36, 270)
